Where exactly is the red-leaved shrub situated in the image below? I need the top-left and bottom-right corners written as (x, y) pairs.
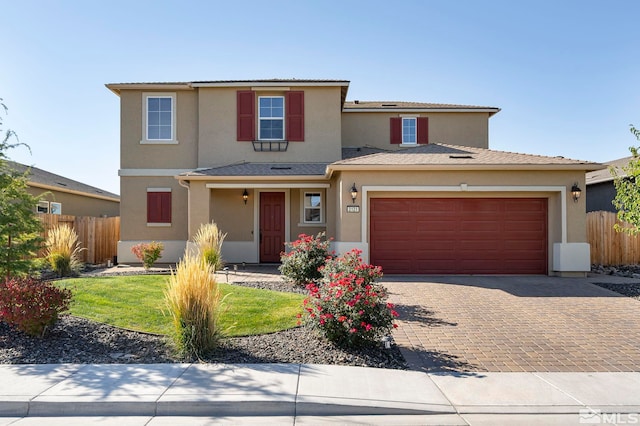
top-left (298, 249), bottom-right (399, 347)
top-left (0, 277), bottom-right (72, 337)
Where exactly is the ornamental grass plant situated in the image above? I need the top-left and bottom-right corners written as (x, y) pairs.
top-left (44, 224), bottom-right (84, 277)
top-left (164, 253), bottom-right (225, 358)
top-left (192, 222), bottom-right (227, 271)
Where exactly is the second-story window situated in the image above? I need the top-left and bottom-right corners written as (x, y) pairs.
top-left (143, 93), bottom-right (177, 144)
top-left (147, 96), bottom-right (173, 140)
top-left (258, 96), bottom-right (284, 140)
top-left (402, 117), bottom-right (417, 144)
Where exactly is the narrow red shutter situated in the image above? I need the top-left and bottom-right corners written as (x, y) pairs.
top-left (159, 192), bottom-right (172, 223)
top-left (390, 117), bottom-right (402, 144)
top-left (147, 193), bottom-right (159, 223)
top-left (417, 117), bottom-right (429, 144)
top-left (285, 91), bottom-right (304, 141)
top-left (237, 90), bottom-right (255, 141)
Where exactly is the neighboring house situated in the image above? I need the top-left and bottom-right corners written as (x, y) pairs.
top-left (586, 156), bottom-right (631, 213)
top-left (106, 79), bottom-right (600, 275)
top-left (6, 161), bottom-right (120, 217)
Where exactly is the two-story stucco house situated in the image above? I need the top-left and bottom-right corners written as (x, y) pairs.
top-left (106, 79), bottom-right (600, 275)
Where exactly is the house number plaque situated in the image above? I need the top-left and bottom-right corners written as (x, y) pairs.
top-left (346, 205), bottom-right (360, 213)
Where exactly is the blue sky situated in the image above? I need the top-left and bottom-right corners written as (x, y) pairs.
top-left (1, 0), bottom-right (639, 195)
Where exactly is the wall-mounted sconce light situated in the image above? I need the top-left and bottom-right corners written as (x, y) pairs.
top-left (571, 183), bottom-right (582, 203)
top-left (242, 189), bottom-right (249, 205)
top-left (350, 183), bottom-right (358, 203)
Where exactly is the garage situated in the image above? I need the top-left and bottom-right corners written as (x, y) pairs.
top-left (370, 198), bottom-right (548, 274)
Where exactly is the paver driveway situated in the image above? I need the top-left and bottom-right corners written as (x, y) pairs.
top-left (384, 275), bottom-right (640, 372)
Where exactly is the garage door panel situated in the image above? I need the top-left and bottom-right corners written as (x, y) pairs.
top-left (370, 198), bottom-right (547, 274)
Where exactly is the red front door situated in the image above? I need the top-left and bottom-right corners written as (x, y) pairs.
top-left (260, 192), bottom-right (285, 263)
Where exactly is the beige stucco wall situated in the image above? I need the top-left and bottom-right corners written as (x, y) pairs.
top-left (119, 176), bottom-right (188, 240)
top-left (332, 169), bottom-right (588, 273)
top-left (197, 86), bottom-right (343, 166)
top-left (29, 188), bottom-right (120, 217)
top-left (341, 112), bottom-right (491, 149)
top-left (120, 90), bottom-right (199, 169)
top-left (210, 189), bottom-right (254, 241)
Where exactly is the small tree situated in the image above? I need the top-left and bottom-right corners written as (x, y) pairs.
top-left (0, 99), bottom-right (43, 279)
top-left (612, 125), bottom-right (640, 235)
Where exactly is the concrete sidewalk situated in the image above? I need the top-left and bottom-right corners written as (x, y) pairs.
top-left (2, 363), bottom-right (640, 425)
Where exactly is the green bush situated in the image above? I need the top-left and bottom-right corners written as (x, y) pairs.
top-left (299, 249), bottom-right (398, 347)
top-left (279, 232), bottom-right (332, 286)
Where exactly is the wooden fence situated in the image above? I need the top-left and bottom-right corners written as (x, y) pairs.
top-left (37, 214), bottom-right (120, 264)
top-left (587, 211), bottom-right (640, 265)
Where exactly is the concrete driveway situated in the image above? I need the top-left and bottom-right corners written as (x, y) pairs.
top-left (384, 275), bottom-right (640, 373)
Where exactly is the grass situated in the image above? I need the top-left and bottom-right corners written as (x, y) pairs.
top-left (56, 275), bottom-right (304, 337)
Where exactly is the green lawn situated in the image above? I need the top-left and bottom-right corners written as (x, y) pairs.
top-left (56, 275), bottom-right (304, 337)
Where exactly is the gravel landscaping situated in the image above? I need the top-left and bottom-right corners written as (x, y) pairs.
top-left (591, 265), bottom-right (640, 301)
top-left (0, 275), bottom-right (407, 369)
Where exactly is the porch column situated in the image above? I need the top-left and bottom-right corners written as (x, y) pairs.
top-left (187, 181), bottom-right (210, 238)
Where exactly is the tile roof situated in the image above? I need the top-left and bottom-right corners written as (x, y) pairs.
top-left (343, 101), bottom-right (499, 111)
top-left (183, 162), bottom-right (328, 177)
top-left (586, 156), bottom-right (632, 185)
top-left (330, 144), bottom-right (601, 170)
top-left (342, 146), bottom-right (390, 160)
top-left (5, 161), bottom-right (120, 200)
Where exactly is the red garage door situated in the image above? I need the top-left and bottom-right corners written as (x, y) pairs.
top-left (370, 198), bottom-right (548, 274)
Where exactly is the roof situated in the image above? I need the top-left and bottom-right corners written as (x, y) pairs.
top-left (181, 162), bottom-right (328, 178)
top-left (329, 144), bottom-right (602, 171)
top-left (342, 146), bottom-right (390, 159)
top-left (586, 156), bottom-right (633, 185)
top-left (343, 101), bottom-right (500, 115)
top-left (106, 79), bottom-right (351, 108)
top-left (4, 161), bottom-right (120, 201)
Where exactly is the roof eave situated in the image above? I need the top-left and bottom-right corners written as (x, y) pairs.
top-left (328, 163), bottom-right (603, 172)
top-left (27, 182), bottom-right (120, 202)
top-left (342, 107), bottom-right (501, 115)
top-left (176, 174), bottom-right (329, 181)
top-left (105, 83), bottom-right (193, 95)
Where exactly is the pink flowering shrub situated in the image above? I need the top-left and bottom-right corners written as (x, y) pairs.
top-left (131, 241), bottom-right (164, 269)
top-left (0, 277), bottom-right (72, 337)
top-left (279, 232), bottom-right (333, 286)
top-left (298, 249), bottom-right (399, 347)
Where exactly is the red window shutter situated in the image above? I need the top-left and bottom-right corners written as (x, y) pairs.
top-left (417, 117), bottom-right (429, 144)
top-left (237, 90), bottom-right (255, 141)
top-left (147, 192), bottom-right (171, 223)
top-left (285, 91), bottom-right (304, 141)
top-left (390, 117), bottom-right (402, 144)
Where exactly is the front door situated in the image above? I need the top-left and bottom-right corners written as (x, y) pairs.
top-left (260, 192), bottom-right (285, 263)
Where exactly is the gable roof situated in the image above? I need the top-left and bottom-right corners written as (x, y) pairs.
top-left (329, 144), bottom-right (602, 172)
top-left (586, 156), bottom-right (633, 185)
top-left (343, 101), bottom-right (500, 115)
top-left (5, 161), bottom-right (120, 202)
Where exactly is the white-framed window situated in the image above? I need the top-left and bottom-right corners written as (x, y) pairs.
top-left (303, 192), bottom-right (323, 224)
top-left (50, 202), bottom-right (62, 215)
top-left (37, 201), bottom-right (49, 213)
top-left (142, 93), bottom-right (177, 144)
top-left (402, 117), bottom-right (417, 144)
top-left (258, 96), bottom-right (284, 140)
